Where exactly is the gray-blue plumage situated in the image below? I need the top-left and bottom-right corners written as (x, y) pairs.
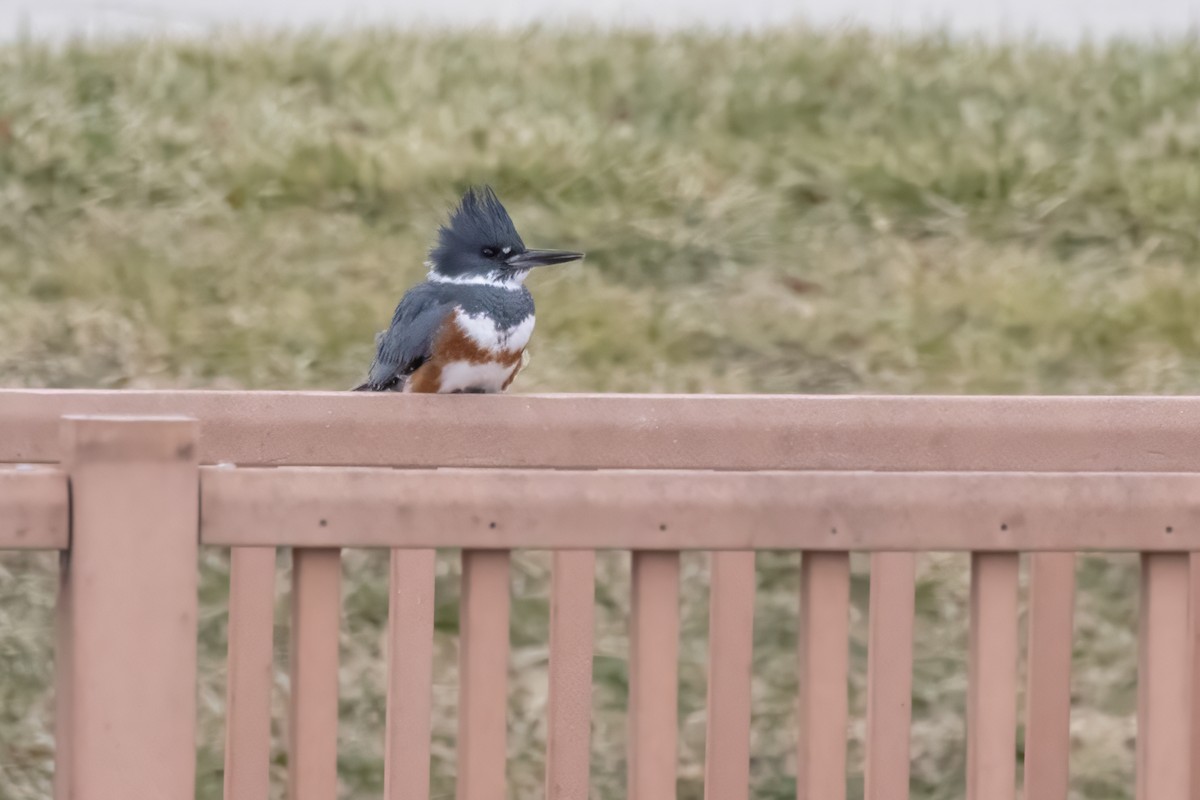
top-left (360, 282), bottom-right (535, 391)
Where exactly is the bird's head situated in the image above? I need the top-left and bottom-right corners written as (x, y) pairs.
top-left (427, 186), bottom-right (583, 287)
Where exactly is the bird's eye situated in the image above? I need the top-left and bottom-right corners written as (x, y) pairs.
top-left (481, 247), bottom-right (497, 258)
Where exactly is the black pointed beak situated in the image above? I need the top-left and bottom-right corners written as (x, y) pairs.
top-left (505, 248), bottom-right (584, 269)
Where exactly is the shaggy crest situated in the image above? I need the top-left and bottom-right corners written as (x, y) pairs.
top-left (429, 186), bottom-right (525, 268)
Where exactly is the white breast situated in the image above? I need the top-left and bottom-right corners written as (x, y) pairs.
top-left (455, 311), bottom-right (535, 353)
top-left (438, 360), bottom-right (518, 393)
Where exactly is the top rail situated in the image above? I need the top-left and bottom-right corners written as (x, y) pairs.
top-left (3, 390), bottom-right (1200, 471)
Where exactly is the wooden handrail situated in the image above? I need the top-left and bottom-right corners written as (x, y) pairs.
top-left (3, 390), bottom-right (1200, 471)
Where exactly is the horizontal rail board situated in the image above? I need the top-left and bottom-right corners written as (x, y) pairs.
top-left (200, 467), bottom-right (1200, 550)
top-left (0, 467), bottom-right (69, 549)
top-left (4, 391), bottom-right (1200, 471)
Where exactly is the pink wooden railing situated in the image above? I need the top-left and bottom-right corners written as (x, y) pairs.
top-left (2, 391), bottom-right (1200, 800)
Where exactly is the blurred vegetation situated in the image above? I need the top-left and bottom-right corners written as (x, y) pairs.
top-left (2, 25), bottom-right (1198, 800)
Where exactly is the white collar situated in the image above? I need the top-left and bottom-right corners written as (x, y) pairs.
top-left (426, 268), bottom-right (528, 289)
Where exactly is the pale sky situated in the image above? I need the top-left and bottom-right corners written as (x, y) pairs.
top-left (1, 0), bottom-right (1197, 41)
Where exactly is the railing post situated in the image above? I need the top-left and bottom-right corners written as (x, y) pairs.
top-left (223, 546), bottom-right (277, 800)
top-left (289, 548), bottom-right (342, 800)
top-left (1136, 553), bottom-right (1190, 800)
top-left (703, 551), bottom-right (755, 800)
top-left (796, 551), bottom-right (850, 800)
top-left (384, 549), bottom-right (437, 800)
top-left (628, 551), bottom-right (681, 800)
top-left (1190, 554), bottom-right (1200, 800)
top-left (864, 552), bottom-right (915, 800)
top-left (545, 550), bottom-right (596, 800)
top-left (1023, 552), bottom-right (1076, 800)
top-left (55, 415), bottom-right (200, 800)
top-left (457, 549), bottom-right (512, 800)
top-left (966, 553), bottom-right (1020, 800)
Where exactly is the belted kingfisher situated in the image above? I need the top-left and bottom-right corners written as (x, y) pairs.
top-left (353, 187), bottom-right (583, 393)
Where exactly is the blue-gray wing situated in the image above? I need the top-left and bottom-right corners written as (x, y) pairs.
top-left (357, 285), bottom-right (453, 391)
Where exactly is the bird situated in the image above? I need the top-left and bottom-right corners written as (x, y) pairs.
top-left (353, 186), bottom-right (583, 393)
